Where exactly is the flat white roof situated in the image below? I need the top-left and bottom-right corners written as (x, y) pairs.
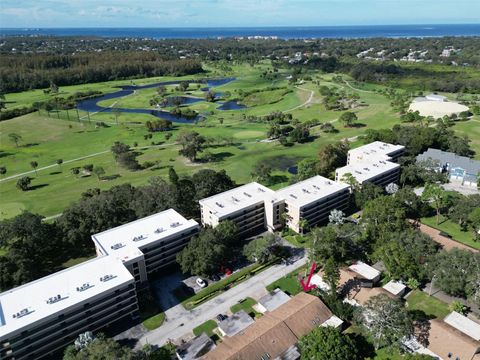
top-left (348, 261), bottom-right (381, 281)
top-left (382, 280), bottom-right (406, 296)
top-left (336, 159), bottom-right (400, 184)
top-left (349, 141), bottom-right (405, 163)
top-left (92, 209), bottom-right (199, 263)
top-left (321, 315), bottom-right (344, 328)
top-left (276, 176), bottom-right (349, 208)
top-left (0, 256), bottom-right (133, 338)
top-left (310, 274), bottom-right (330, 292)
top-left (199, 182), bottom-right (278, 218)
top-left (444, 311), bottom-right (480, 341)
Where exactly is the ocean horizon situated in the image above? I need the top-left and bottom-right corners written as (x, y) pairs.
top-left (1, 24), bottom-right (480, 39)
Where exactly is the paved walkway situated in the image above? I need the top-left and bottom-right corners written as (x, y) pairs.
top-left (135, 249), bottom-right (307, 349)
top-left (422, 283), bottom-right (480, 320)
top-left (413, 221), bottom-right (478, 253)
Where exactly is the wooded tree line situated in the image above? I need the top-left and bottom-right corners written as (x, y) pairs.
top-left (0, 52), bottom-right (203, 92)
top-left (0, 168), bottom-right (235, 291)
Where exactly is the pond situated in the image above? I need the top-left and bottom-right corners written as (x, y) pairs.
top-left (75, 77), bottom-right (244, 123)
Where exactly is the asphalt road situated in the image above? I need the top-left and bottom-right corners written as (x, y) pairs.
top-left (136, 248), bottom-right (307, 349)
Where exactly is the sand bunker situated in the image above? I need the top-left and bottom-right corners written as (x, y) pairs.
top-left (409, 100), bottom-right (469, 118)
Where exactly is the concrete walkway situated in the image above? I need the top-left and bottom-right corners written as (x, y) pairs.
top-left (136, 249), bottom-right (307, 349)
top-left (413, 221), bottom-right (479, 253)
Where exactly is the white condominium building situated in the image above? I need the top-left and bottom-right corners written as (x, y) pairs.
top-left (276, 176), bottom-right (350, 233)
top-left (0, 256), bottom-right (137, 360)
top-left (199, 182), bottom-right (284, 236)
top-left (335, 159), bottom-right (401, 187)
top-left (347, 141), bottom-right (405, 165)
top-left (92, 209), bottom-right (199, 285)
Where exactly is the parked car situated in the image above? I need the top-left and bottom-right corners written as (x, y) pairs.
top-left (216, 314), bottom-right (227, 322)
top-left (210, 274), bottom-right (220, 282)
top-left (196, 278), bottom-right (207, 288)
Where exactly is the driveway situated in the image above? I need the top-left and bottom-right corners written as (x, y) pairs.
top-left (136, 247), bottom-right (307, 349)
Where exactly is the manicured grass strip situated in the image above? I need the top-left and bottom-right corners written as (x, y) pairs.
top-left (142, 312), bottom-right (166, 331)
top-left (193, 320), bottom-right (217, 337)
top-left (181, 259), bottom-right (278, 310)
top-left (266, 265), bottom-right (306, 296)
top-left (406, 290), bottom-right (450, 319)
top-left (421, 215), bottom-right (480, 250)
top-left (230, 297), bottom-right (257, 315)
top-left (283, 234), bottom-right (310, 248)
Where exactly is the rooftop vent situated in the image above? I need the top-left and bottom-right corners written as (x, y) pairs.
top-left (302, 188), bottom-right (310, 194)
top-left (290, 194), bottom-right (297, 199)
top-left (111, 243), bottom-right (125, 250)
top-left (154, 227), bottom-right (165, 234)
top-left (373, 164), bottom-right (379, 167)
top-left (325, 181), bottom-right (332, 185)
top-left (215, 202), bottom-right (224, 208)
top-left (100, 274), bottom-right (117, 282)
top-left (133, 234), bottom-right (147, 242)
top-left (258, 187), bottom-right (266, 193)
top-left (46, 294), bottom-right (63, 305)
top-left (363, 167), bottom-right (370, 171)
top-left (313, 185), bottom-right (320, 190)
top-left (232, 197), bottom-right (240, 202)
top-left (355, 170), bottom-right (362, 174)
top-left (380, 160), bottom-right (386, 164)
top-left (12, 308), bottom-right (32, 319)
top-left (170, 222), bottom-right (182, 228)
top-left (243, 192), bottom-right (252, 198)
top-left (76, 283), bottom-right (93, 292)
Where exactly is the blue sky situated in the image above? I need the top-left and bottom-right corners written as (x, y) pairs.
top-left (1, 0), bottom-right (479, 28)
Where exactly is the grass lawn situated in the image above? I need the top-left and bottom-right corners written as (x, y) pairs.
top-left (5, 62), bottom-right (471, 220)
top-left (283, 234), bottom-right (310, 248)
top-left (406, 290), bottom-right (450, 319)
top-left (266, 265), bottom-right (306, 296)
top-left (142, 312), bottom-right (166, 331)
top-left (193, 320), bottom-right (217, 337)
top-left (230, 297), bottom-right (259, 317)
top-left (421, 215), bottom-right (480, 250)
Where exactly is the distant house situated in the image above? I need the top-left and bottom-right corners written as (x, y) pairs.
top-left (176, 333), bottom-right (216, 360)
top-left (348, 261), bottom-right (381, 284)
top-left (382, 280), bottom-right (406, 297)
top-left (416, 148), bottom-right (480, 188)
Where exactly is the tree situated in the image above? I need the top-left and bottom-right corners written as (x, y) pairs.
top-left (323, 257), bottom-right (340, 296)
top-left (63, 333), bottom-right (134, 360)
top-left (112, 107), bottom-right (121, 124)
top-left (179, 81), bottom-right (189, 92)
top-left (70, 167), bottom-right (80, 177)
top-left (93, 166), bottom-right (105, 180)
top-left (328, 209), bottom-right (345, 225)
top-left (298, 326), bottom-right (359, 360)
top-left (354, 182), bottom-right (383, 208)
top-left (16, 176), bottom-right (32, 191)
top-left (385, 182), bottom-right (399, 195)
top-left (243, 233), bottom-right (276, 264)
top-left (341, 172), bottom-right (359, 190)
top-left (192, 169), bottom-right (235, 201)
top-left (56, 158), bottom-right (63, 170)
top-left (205, 90), bottom-right (216, 102)
top-left (362, 196), bottom-right (407, 244)
top-left (289, 124), bottom-right (310, 143)
top-left (8, 133), bottom-right (22, 147)
top-left (83, 164), bottom-right (94, 173)
top-left (296, 158), bottom-right (319, 181)
top-left (0, 212), bottom-right (61, 291)
top-left (317, 142), bottom-right (349, 177)
top-left (358, 294), bottom-right (413, 349)
top-left (339, 111), bottom-right (358, 127)
top-left (165, 132), bottom-right (172, 141)
top-left (449, 300), bottom-right (467, 315)
top-left (421, 183), bottom-right (449, 224)
top-left (0, 166), bottom-right (6, 177)
top-left (177, 130), bottom-right (205, 162)
top-left (251, 161), bottom-right (272, 184)
top-left (30, 161), bottom-right (39, 176)
top-left (374, 230), bottom-right (438, 281)
top-left (467, 207), bottom-right (480, 241)
top-left (49, 82), bottom-right (59, 94)
top-left (310, 226), bottom-right (350, 263)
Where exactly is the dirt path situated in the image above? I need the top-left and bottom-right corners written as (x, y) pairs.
top-left (284, 86), bottom-right (315, 112)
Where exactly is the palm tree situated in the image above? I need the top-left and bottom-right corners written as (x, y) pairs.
top-left (30, 161), bottom-right (39, 176)
top-left (8, 133), bottom-right (22, 147)
top-left (298, 218), bottom-right (309, 235)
